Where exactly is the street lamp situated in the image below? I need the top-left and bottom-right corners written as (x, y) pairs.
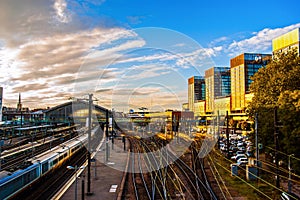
top-left (288, 154), bottom-right (295, 193)
top-left (67, 165), bottom-right (85, 200)
top-left (70, 94), bottom-right (97, 195)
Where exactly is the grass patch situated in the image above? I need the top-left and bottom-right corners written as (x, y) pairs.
top-left (210, 149), bottom-right (281, 200)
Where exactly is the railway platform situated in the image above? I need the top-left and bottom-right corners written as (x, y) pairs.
top-left (59, 137), bottom-right (128, 200)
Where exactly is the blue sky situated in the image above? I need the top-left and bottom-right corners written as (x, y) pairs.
top-left (85, 0), bottom-right (300, 45)
top-left (0, 0), bottom-right (299, 111)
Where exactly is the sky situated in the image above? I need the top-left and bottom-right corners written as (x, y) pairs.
top-left (0, 0), bottom-right (300, 112)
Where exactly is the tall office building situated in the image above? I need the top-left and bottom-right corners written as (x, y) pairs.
top-left (230, 53), bottom-right (271, 113)
top-left (188, 76), bottom-right (205, 112)
top-left (272, 28), bottom-right (300, 55)
top-left (0, 87), bottom-right (2, 122)
top-left (205, 67), bottom-right (231, 114)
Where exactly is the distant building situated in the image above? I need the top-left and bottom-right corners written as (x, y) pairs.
top-left (44, 101), bottom-right (109, 125)
top-left (194, 101), bottom-right (206, 118)
top-left (2, 93), bottom-right (31, 122)
top-left (182, 103), bottom-right (189, 111)
top-left (272, 28), bottom-right (300, 55)
top-left (146, 110), bottom-right (194, 133)
top-left (205, 67), bottom-right (230, 114)
top-left (188, 76), bottom-right (205, 112)
top-left (214, 96), bottom-right (231, 116)
top-left (230, 53), bottom-right (271, 114)
top-left (2, 106), bottom-right (30, 121)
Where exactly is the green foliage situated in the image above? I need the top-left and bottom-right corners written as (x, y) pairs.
top-left (249, 49), bottom-right (300, 110)
top-left (248, 49), bottom-right (300, 168)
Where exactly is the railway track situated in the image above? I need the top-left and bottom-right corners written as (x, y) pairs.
top-left (191, 140), bottom-right (218, 200)
top-left (4, 126), bottom-right (102, 200)
top-left (11, 148), bottom-right (88, 200)
top-left (122, 135), bottom-right (218, 200)
top-left (1, 131), bottom-right (77, 171)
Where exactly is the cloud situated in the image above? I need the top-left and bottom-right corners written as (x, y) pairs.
top-left (0, 25), bottom-right (142, 107)
top-left (126, 16), bottom-right (144, 25)
top-left (7, 28), bottom-right (137, 81)
top-left (173, 43), bottom-right (186, 47)
top-left (12, 83), bottom-right (49, 93)
top-left (211, 23), bottom-right (300, 58)
top-left (238, 23), bottom-right (300, 53)
top-left (95, 88), bottom-right (113, 93)
top-left (2, 0), bottom-right (298, 110)
top-left (53, 0), bottom-right (71, 23)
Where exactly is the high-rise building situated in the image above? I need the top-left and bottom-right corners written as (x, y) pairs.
top-left (0, 87), bottom-right (2, 122)
top-left (205, 67), bottom-right (230, 114)
top-left (272, 28), bottom-right (300, 55)
top-left (188, 76), bottom-right (205, 112)
top-left (230, 53), bottom-right (271, 113)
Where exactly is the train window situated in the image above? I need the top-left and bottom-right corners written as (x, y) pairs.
top-left (0, 176), bottom-right (23, 199)
top-left (59, 155), bottom-right (63, 160)
top-left (42, 162), bottom-right (49, 174)
top-left (23, 167), bottom-right (38, 185)
top-left (52, 159), bottom-right (58, 165)
top-left (63, 153), bottom-right (68, 157)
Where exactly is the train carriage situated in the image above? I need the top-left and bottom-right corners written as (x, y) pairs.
top-left (0, 126), bottom-right (99, 199)
top-left (0, 163), bottom-right (40, 199)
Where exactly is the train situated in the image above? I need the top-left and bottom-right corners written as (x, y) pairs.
top-left (0, 126), bottom-right (99, 200)
top-left (0, 125), bottom-right (79, 166)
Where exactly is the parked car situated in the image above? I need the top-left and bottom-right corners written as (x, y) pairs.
top-left (237, 142), bottom-right (244, 147)
top-left (246, 151), bottom-right (255, 157)
top-left (229, 145), bottom-right (238, 152)
top-left (220, 144), bottom-right (227, 151)
top-left (237, 158), bottom-right (248, 166)
top-left (231, 154), bottom-right (247, 161)
top-left (238, 146), bottom-right (246, 151)
top-left (247, 145), bottom-right (253, 151)
top-left (236, 150), bottom-right (244, 155)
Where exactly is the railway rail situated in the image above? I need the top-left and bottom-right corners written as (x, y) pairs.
top-left (122, 134), bottom-right (219, 200)
top-left (1, 126), bottom-right (78, 172)
top-left (0, 126), bottom-right (101, 200)
top-left (18, 148), bottom-right (87, 200)
top-left (16, 126), bottom-right (102, 200)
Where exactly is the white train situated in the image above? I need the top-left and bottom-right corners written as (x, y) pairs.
top-left (0, 126), bottom-right (99, 200)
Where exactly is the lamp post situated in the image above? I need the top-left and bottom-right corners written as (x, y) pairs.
top-left (30, 131), bottom-right (34, 157)
top-left (288, 154), bottom-right (294, 193)
top-left (226, 111), bottom-right (230, 159)
top-left (87, 94), bottom-right (92, 195)
top-left (67, 165), bottom-right (85, 200)
top-left (255, 113), bottom-right (259, 179)
top-left (70, 94), bottom-right (97, 195)
top-left (274, 108), bottom-right (280, 188)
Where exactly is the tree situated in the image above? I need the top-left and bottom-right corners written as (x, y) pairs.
top-left (249, 49), bottom-right (300, 110)
top-left (248, 49), bottom-right (300, 170)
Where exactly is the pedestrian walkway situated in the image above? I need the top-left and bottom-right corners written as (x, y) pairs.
top-left (59, 137), bottom-right (129, 200)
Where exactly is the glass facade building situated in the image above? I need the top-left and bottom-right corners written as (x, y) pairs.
top-left (186, 29), bottom-right (298, 122)
top-left (230, 53), bottom-right (271, 112)
top-left (205, 67), bottom-right (230, 113)
top-left (188, 76), bottom-right (205, 112)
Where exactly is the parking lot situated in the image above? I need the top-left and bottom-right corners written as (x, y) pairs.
top-left (218, 132), bottom-right (254, 167)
